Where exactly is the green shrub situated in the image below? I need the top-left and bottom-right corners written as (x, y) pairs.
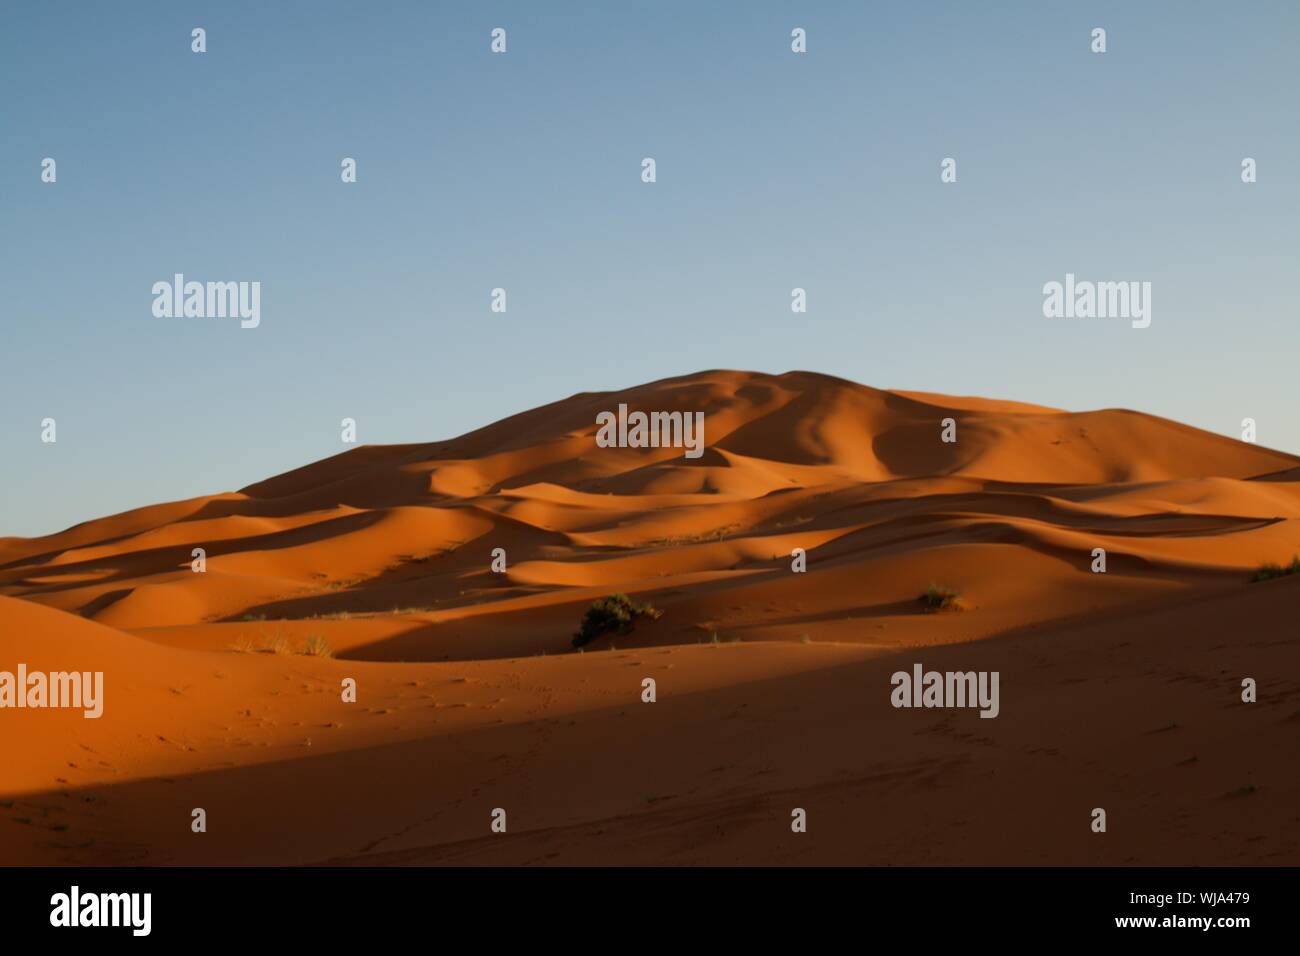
top-left (919, 584), bottom-right (961, 612)
top-left (1251, 556), bottom-right (1300, 582)
top-left (572, 593), bottom-right (662, 647)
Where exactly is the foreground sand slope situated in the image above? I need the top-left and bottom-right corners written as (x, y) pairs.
top-left (0, 578), bottom-right (1295, 865)
top-left (1, 370), bottom-right (1297, 864)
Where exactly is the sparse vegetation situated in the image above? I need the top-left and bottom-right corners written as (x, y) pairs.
top-left (302, 634), bottom-right (334, 658)
top-left (572, 593), bottom-right (662, 647)
top-left (261, 632), bottom-right (293, 655)
top-left (1251, 556), bottom-right (1300, 582)
top-left (919, 584), bottom-right (962, 612)
top-left (646, 524), bottom-right (740, 547)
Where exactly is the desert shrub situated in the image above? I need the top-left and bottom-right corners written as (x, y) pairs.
top-left (1251, 556), bottom-right (1300, 582)
top-left (919, 584), bottom-right (961, 612)
top-left (261, 631), bottom-right (293, 655)
top-left (572, 593), bottom-right (662, 647)
top-left (302, 634), bottom-right (334, 658)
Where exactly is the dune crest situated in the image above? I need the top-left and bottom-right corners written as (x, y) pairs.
top-left (3, 370), bottom-right (1298, 865)
top-left (2, 369), bottom-right (1295, 645)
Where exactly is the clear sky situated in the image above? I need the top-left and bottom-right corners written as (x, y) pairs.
top-left (2, 1), bottom-right (1297, 537)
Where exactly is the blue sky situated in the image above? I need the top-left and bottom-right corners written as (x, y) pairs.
top-left (2, 1), bottom-right (1297, 536)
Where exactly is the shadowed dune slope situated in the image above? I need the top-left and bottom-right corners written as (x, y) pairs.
top-left (2, 369), bottom-right (1298, 865)
top-left (1, 369), bottom-right (1295, 647)
top-left (1, 576), bottom-right (1296, 866)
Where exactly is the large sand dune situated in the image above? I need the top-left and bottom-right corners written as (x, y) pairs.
top-left (2, 370), bottom-right (1297, 864)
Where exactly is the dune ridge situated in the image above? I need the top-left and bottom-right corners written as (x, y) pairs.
top-left (2, 369), bottom-right (1297, 865)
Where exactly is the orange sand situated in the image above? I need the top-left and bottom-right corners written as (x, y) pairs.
top-left (1, 370), bottom-right (1297, 864)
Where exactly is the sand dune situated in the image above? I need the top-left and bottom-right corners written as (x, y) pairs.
top-left (2, 369), bottom-right (1297, 864)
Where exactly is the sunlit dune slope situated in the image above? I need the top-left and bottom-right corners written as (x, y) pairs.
top-left (3, 369), bottom-right (1299, 866)
top-left (1, 369), bottom-right (1296, 659)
